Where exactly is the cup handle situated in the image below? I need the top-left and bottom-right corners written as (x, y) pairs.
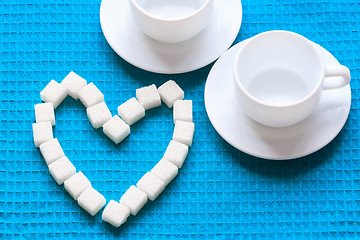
top-left (323, 65), bottom-right (351, 90)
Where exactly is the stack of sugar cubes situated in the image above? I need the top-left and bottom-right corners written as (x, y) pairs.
top-left (32, 72), bottom-right (195, 228)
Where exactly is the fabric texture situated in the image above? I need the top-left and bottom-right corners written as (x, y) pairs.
top-left (0, 0), bottom-right (359, 239)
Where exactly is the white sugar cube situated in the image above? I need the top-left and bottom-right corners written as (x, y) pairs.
top-left (163, 140), bottom-right (189, 168)
top-left (136, 84), bottom-right (161, 110)
top-left (151, 158), bottom-right (178, 185)
top-left (103, 115), bottom-right (130, 144)
top-left (117, 98), bottom-right (145, 125)
top-left (137, 172), bottom-right (166, 201)
top-left (32, 122), bottom-right (53, 147)
top-left (78, 82), bottom-right (104, 108)
top-left (86, 102), bottom-right (112, 129)
top-left (78, 187), bottom-right (106, 216)
top-left (61, 71), bottom-right (87, 100)
top-left (39, 138), bottom-right (64, 165)
top-left (120, 185), bottom-right (147, 215)
top-left (158, 80), bottom-right (184, 108)
top-left (40, 80), bottom-right (67, 108)
top-left (173, 121), bottom-right (195, 147)
top-left (102, 200), bottom-right (130, 228)
top-left (34, 102), bottom-right (55, 126)
top-left (64, 171), bottom-right (92, 200)
top-left (173, 100), bottom-right (193, 123)
top-left (48, 156), bottom-right (76, 185)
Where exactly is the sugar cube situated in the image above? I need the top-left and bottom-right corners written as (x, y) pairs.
top-left (40, 80), bottom-right (67, 108)
top-left (34, 102), bottom-right (55, 126)
top-left (103, 115), bottom-right (130, 144)
top-left (64, 171), bottom-right (92, 200)
top-left (61, 71), bottom-right (87, 100)
top-left (158, 80), bottom-right (184, 108)
top-left (136, 84), bottom-right (161, 110)
top-left (86, 102), bottom-right (112, 129)
top-left (39, 138), bottom-right (64, 165)
top-left (78, 187), bottom-right (106, 216)
top-left (163, 140), bottom-right (189, 168)
top-left (102, 200), bottom-right (130, 228)
top-left (151, 158), bottom-right (178, 185)
top-left (120, 185), bottom-right (147, 215)
top-left (173, 121), bottom-right (195, 147)
top-left (117, 98), bottom-right (145, 125)
top-left (173, 100), bottom-right (193, 123)
top-left (137, 172), bottom-right (166, 201)
top-left (48, 156), bottom-right (76, 185)
top-left (32, 122), bottom-right (53, 147)
top-left (78, 82), bottom-right (104, 108)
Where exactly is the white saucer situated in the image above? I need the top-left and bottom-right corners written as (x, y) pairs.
top-left (204, 40), bottom-right (351, 160)
top-left (100, 0), bottom-right (242, 74)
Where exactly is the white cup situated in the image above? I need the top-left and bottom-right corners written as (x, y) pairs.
top-left (233, 30), bottom-right (351, 128)
top-left (129, 0), bottom-right (214, 43)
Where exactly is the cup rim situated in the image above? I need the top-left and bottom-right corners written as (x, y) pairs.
top-left (233, 30), bottom-right (325, 109)
top-left (129, 0), bottom-right (212, 22)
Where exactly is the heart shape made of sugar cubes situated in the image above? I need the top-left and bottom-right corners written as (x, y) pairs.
top-left (32, 71), bottom-right (195, 228)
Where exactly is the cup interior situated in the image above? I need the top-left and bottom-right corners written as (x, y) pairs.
top-left (235, 31), bottom-right (323, 107)
top-left (132, 0), bottom-right (208, 20)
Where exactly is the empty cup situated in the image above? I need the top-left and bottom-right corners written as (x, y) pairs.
top-left (233, 30), bottom-right (351, 127)
top-left (129, 0), bottom-right (214, 43)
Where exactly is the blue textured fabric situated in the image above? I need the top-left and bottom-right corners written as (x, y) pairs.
top-left (1, 0), bottom-right (359, 239)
